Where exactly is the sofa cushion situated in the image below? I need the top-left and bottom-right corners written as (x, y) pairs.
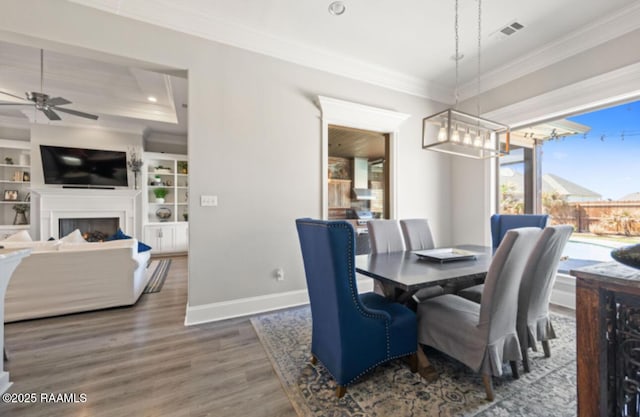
top-left (60, 229), bottom-right (88, 244)
top-left (2, 230), bottom-right (32, 242)
top-left (106, 228), bottom-right (152, 252)
top-left (58, 239), bottom-right (136, 252)
top-left (1, 240), bottom-right (61, 253)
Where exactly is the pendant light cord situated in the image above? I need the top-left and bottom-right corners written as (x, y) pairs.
top-left (476, 0), bottom-right (482, 119)
top-left (40, 49), bottom-right (44, 94)
top-left (454, 0), bottom-right (459, 109)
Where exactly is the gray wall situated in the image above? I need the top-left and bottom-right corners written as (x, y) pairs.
top-left (1, 0), bottom-right (451, 313)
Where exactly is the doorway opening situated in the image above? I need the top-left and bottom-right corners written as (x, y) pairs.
top-left (328, 125), bottom-right (389, 254)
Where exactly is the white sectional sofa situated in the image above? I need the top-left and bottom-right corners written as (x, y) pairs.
top-left (2, 237), bottom-right (151, 322)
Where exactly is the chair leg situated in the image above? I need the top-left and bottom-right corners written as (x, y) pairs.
top-left (510, 361), bottom-right (520, 379)
top-left (408, 353), bottom-right (418, 373)
top-left (482, 374), bottom-right (495, 401)
top-left (522, 348), bottom-right (531, 373)
top-left (336, 385), bottom-right (347, 398)
top-left (542, 340), bottom-right (551, 358)
top-left (417, 346), bottom-right (439, 382)
top-left (310, 354), bottom-right (317, 365)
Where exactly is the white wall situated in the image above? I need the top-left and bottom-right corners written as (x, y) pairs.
top-left (144, 132), bottom-right (187, 155)
top-left (0, 126), bottom-right (29, 141)
top-left (0, 0), bottom-right (451, 322)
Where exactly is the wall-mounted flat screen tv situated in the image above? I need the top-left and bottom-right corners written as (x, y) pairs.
top-left (40, 145), bottom-right (128, 187)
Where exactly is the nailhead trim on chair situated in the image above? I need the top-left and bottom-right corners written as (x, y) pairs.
top-left (326, 221), bottom-right (416, 386)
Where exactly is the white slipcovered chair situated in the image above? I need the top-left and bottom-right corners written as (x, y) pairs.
top-left (417, 227), bottom-right (541, 400)
top-left (367, 219), bottom-right (405, 254)
top-left (458, 225), bottom-right (573, 372)
top-left (367, 220), bottom-right (404, 296)
top-left (399, 219), bottom-right (444, 302)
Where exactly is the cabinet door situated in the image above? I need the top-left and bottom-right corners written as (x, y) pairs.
top-left (174, 223), bottom-right (188, 252)
top-left (144, 225), bottom-right (175, 254)
top-left (328, 180), bottom-right (352, 209)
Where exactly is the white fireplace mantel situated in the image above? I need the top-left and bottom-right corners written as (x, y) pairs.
top-left (32, 188), bottom-right (141, 240)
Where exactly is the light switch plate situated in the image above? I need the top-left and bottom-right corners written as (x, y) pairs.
top-left (201, 195), bottom-right (218, 206)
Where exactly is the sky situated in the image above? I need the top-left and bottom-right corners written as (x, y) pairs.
top-left (540, 99), bottom-right (640, 200)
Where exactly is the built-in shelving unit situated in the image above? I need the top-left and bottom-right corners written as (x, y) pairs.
top-left (142, 152), bottom-right (188, 254)
top-left (0, 139), bottom-right (31, 239)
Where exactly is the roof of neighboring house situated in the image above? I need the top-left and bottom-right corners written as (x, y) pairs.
top-left (620, 192), bottom-right (640, 201)
top-left (500, 170), bottom-right (602, 199)
top-left (542, 174), bottom-right (602, 199)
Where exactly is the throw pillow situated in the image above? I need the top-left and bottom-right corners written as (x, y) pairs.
top-left (137, 241), bottom-right (152, 253)
top-left (106, 228), bottom-right (152, 253)
top-left (60, 229), bottom-right (88, 244)
top-left (105, 228), bottom-right (129, 241)
top-left (2, 230), bottom-right (32, 242)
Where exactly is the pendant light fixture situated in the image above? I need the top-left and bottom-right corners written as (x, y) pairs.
top-left (422, 0), bottom-right (510, 159)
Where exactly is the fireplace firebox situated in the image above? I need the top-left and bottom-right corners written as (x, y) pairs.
top-left (58, 217), bottom-right (119, 242)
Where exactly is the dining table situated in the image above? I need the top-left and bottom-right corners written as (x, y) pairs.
top-left (355, 244), bottom-right (493, 381)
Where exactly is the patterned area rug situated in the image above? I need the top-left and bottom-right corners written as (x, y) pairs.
top-left (251, 306), bottom-right (577, 417)
top-left (143, 258), bottom-right (172, 293)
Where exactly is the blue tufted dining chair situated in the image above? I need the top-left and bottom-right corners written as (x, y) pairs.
top-left (295, 218), bottom-right (418, 398)
top-left (490, 214), bottom-right (549, 249)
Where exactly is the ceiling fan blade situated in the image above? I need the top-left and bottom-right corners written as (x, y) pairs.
top-left (42, 107), bottom-right (61, 121)
top-left (0, 103), bottom-right (31, 106)
top-left (54, 106), bottom-right (99, 120)
top-left (47, 97), bottom-right (71, 106)
top-left (0, 91), bottom-right (27, 101)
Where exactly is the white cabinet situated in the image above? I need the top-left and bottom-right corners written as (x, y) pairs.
top-left (143, 223), bottom-right (188, 254)
top-left (142, 152), bottom-right (188, 254)
top-left (0, 140), bottom-right (31, 238)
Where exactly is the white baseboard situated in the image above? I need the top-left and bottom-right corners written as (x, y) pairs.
top-left (0, 371), bottom-right (12, 395)
top-left (184, 277), bottom-right (374, 326)
top-left (550, 273), bottom-right (576, 310)
top-left (184, 274), bottom-right (571, 326)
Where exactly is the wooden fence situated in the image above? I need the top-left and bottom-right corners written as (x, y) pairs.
top-left (549, 200), bottom-right (640, 234)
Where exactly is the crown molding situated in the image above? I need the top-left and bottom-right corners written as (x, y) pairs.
top-left (69, 0), bottom-right (640, 105)
top-left (458, 1), bottom-right (640, 101)
top-left (318, 96), bottom-right (411, 133)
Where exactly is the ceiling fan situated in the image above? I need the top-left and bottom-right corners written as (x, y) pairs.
top-left (0, 49), bottom-right (99, 121)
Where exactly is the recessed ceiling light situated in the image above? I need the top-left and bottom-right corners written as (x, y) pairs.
top-left (147, 96), bottom-right (157, 103)
top-left (328, 1), bottom-right (346, 16)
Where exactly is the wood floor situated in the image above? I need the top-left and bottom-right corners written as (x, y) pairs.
top-left (0, 256), bottom-right (297, 417)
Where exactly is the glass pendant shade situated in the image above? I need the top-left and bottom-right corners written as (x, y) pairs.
top-left (422, 109), bottom-right (510, 159)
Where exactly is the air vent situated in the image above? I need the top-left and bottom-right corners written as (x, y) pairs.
top-left (492, 20), bottom-right (525, 39)
top-left (501, 21), bottom-right (525, 36)
top-left (500, 26), bottom-right (516, 36)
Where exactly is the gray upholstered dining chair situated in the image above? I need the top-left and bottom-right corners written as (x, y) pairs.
top-left (417, 227), bottom-right (541, 400)
top-left (367, 219), bottom-right (405, 254)
top-left (399, 219), bottom-right (444, 302)
top-left (458, 225), bottom-right (573, 372)
top-left (367, 219), bottom-right (405, 296)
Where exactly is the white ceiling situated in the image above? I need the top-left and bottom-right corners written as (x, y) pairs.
top-left (2, 0), bottom-right (640, 137)
top-left (0, 40), bottom-right (188, 137)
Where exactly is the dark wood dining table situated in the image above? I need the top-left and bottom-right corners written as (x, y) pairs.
top-left (355, 244), bottom-right (493, 380)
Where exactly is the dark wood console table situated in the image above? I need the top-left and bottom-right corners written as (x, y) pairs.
top-left (571, 261), bottom-right (640, 417)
